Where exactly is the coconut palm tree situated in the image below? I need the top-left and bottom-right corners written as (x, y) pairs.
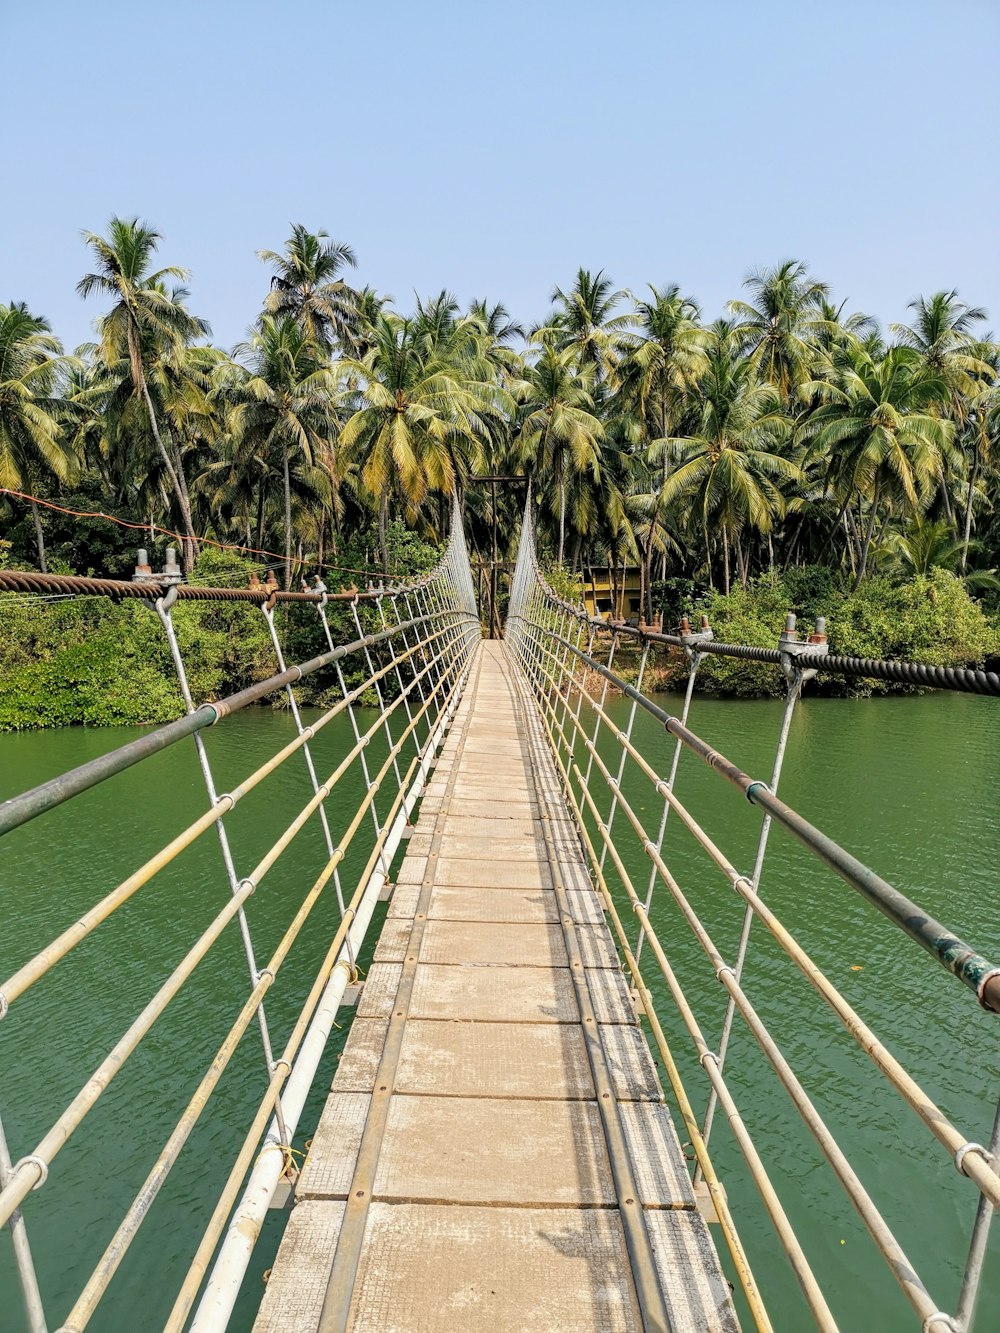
top-left (663, 332), bottom-right (797, 592)
top-left (516, 343), bottom-right (605, 564)
top-left (335, 313), bottom-right (504, 568)
top-left (617, 286), bottom-right (709, 608)
top-left (258, 225), bottom-right (360, 353)
top-left (0, 303), bottom-right (77, 570)
top-left (729, 260), bottom-right (829, 409)
top-left (78, 217), bottom-right (209, 569)
top-left (800, 343), bottom-right (954, 586)
top-left (535, 268), bottom-right (632, 390)
top-left (223, 315), bottom-right (339, 586)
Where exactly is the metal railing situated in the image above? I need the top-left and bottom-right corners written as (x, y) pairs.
top-left (505, 497), bottom-right (1000, 1333)
top-left (0, 504), bottom-right (480, 1333)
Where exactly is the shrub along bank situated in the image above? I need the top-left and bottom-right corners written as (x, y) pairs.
top-left (650, 567), bottom-right (1000, 697)
top-left (0, 526), bottom-right (442, 730)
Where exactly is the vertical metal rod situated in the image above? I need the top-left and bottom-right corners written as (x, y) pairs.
top-left (582, 632), bottom-right (619, 791)
top-left (565, 628), bottom-right (596, 775)
top-left (598, 640), bottom-right (650, 875)
top-left (697, 670), bottom-right (803, 1173)
top-left (394, 596), bottom-right (433, 753)
top-left (347, 598), bottom-right (404, 794)
top-left (333, 652), bottom-right (391, 884)
top-left (955, 1096), bottom-right (1000, 1329)
top-left (635, 652), bottom-right (702, 963)
top-left (0, 1112), bottom-right (47, 1333)
top-left (377, 595), bottom-right (420, 756)
top-left (154, 601), bottom-right (289, 1147)
top-left (262, 604), bottom-right (338, 866)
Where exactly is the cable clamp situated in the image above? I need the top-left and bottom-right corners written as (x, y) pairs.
top-left (271, 1058), bottom-right (292, 1076)
top-left (256, 968), bottom-right (275, 986)
top-left (922, 1314), bottom-right (960, 1333)
top-left (217, 791), bottom-right (237, 811)
top-left (643, 839), bottom-right (657, 860)
top-left (0, 992), bottom-right (7, 1021)
top-left (654, 779), bottom-right (670, 798)
top-left (716, 965), bottom-right (736, 985)
top-left (745, 780), bottom-right (770, 805)
top-left (733, 874), bottom-right (755, 896)
top-left (954, 1141), bottom-right (993, 1177)
top-left (238, 876), bottom-right (256, 897)
top-left (16, 1154), bottom-right (49, 1190)
top-left (699, 1050), bottom-right (720, 1070)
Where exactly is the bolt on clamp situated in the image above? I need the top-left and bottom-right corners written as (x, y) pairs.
top-left (777, 613), bottom-right (828, 682)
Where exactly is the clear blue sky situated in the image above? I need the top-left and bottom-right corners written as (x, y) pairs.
top-left (3, 0), bottom-right (998, 352)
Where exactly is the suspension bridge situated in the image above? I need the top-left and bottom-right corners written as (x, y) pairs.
top-left (2, 499), bottom-right (1000, 1332)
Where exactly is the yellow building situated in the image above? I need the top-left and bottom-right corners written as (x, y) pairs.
top-left (582, 566), bottom-right (644, 620)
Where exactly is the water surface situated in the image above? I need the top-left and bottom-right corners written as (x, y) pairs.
top-left (1, 691), bottom-right (998, 1329)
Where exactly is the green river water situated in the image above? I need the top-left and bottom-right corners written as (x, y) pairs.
top-left (1, 689), bottom-right (999, 1331)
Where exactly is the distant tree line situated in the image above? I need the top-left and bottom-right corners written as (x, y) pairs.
top-left (3, 219), bottom-right (999, 620)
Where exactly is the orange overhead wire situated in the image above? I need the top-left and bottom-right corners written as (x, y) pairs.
top-left (0, 487), bottom-right (399, 579)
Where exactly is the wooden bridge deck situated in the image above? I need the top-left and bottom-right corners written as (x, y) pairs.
top-left (255, 641), bottom-right (738, 1331)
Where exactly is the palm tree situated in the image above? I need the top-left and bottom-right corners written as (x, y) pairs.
top-left (335, 313), bottom-right (503, 568)
top-left (729, 260), bottom-right (829, 409)
top-left (877, 517), bottom-right (1000, 595)
top-left (617, 285), bottom-right (709, 609)
top-left (663, 333), bottom-right (797, 593)
top-left (258, 225), bottom-right (360, 352)
top-left (0, 303), bottom-right (77, 570)
top-left (535, 268), bottom-right (632, 389)
top-left (78, 217), bottom-right (209, 570)
top-left (800, 343), bottom-right (954, 586)
top-left (224, 315), bottom-right (339, 586)
top-left (516, 343), bottom-right (604, 564)
top-left (891, 291), bottom-right (992, 527)
top-left (958, 353), bottom-right (1000, 570)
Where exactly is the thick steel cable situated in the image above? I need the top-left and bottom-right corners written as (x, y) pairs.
top-left (0, 570), bottom-right (377, 603)
top-left (537, 595), bottom-right (1000, 697)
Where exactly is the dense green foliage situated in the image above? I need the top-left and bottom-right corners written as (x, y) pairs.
top-left (654, 567), bottom-right (1000, 697)
top-left (3, 220), bottom-right (1000, 718)
top-left (0, 526), bottom-right (440, 728)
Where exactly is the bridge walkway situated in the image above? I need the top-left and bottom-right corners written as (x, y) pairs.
top-left (255, 640), bottom-right (737, 1331)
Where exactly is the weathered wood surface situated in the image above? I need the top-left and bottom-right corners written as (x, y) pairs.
top-left (256, 641), bottom-right (738, 1332)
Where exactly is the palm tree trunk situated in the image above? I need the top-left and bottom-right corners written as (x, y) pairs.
top-left (853, 484), bottom-right (880, 589)
top-left (256, 484), bottom-right (266, 550)
top-left (735, 531), bottom-right (748, 588)
top-left (722, 527), bottom-right (731, 596)
top-left (136, 367), bottom-right (198, 572)
top-left (961, 452), bottom-right (981, 573)
top-left (558, 478), bottom-right (566, 565)
top-left (378, 489), bottom-right (390, 572)
top-left (283, 439), bottom-right (293, 589)
top-left (30, 501), bottom-right (47, 573)
top-left (704, 528), bottom-right (713, 589)
top-left (940, 478), bottom-right (954, 528)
